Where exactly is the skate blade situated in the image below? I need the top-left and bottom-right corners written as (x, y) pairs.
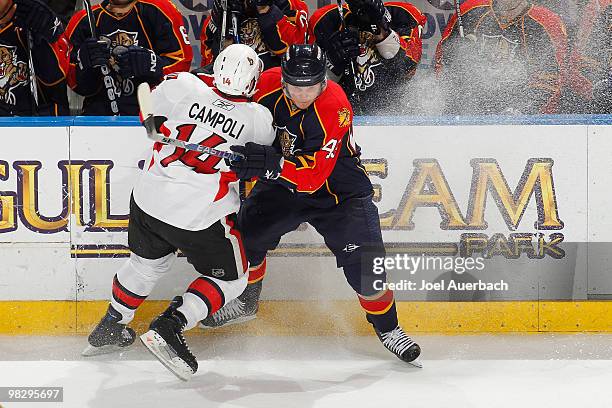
top-left (408, 358), bottom-right (423, 368)
top-left (81, 343), bottom-right (131, 357)
top-left (140, 330), bottom-right (194, 381)
top-left (198, 314), bottom-right (257, 330)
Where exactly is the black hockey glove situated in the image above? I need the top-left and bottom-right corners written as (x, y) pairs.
top-left (246, 0), bottom-right (273, 10)
top-left (77, 38), bottom-right (111, 71)
top-left (229, 142), bottom-right (283, 180)
top-left (346, 0), bottom-right (390, 34)
top-left (14, 0), bottom-right (64, 43)
top-left (116, 45), bottom-right (162, 80)
top-left (211, 0), bottom-right (245, 25)
top-left (326, 27), bottom-right (360, 76)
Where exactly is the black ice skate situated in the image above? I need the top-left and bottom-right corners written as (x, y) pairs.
top-left (198, 280), bottom-right (262, 329)
top-left (140, 297), bottom-right (198, 381)
top-left (82, 305), bottom-right (136, 357)
top-left (371, 323), bottom-right (422, 368)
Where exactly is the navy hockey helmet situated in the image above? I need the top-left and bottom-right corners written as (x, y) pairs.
top-left (281, 44), bottom-right (327, 87)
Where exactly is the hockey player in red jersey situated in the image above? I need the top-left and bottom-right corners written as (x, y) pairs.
top-left (82, 44), bottom-right (274, 381)
top-left (201, 44), bottom-right (422, 367)
top-left (64, 0), bottom-right (192, 115)
top-left (308, 0), bottom-right (425, 115)
top-left (0, 0), bottom-right (69, 115)
top-left (435, 0), bottom-right (568, 115)
top-left (199, 0), bottom-right (308, 70)
top-left (567, 0), bottom-right (611, 113)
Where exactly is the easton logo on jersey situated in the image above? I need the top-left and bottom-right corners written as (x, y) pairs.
top-left (0, 44), bottom-right (28, 106)
top-left (343, 243), bottom-right (360, 253)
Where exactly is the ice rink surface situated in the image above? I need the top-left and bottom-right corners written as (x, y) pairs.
top-left (1, 333), bottom-right (611, 408)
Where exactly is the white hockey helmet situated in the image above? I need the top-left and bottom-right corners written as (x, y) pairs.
top-left (213, 44), bottom-right (264, 97)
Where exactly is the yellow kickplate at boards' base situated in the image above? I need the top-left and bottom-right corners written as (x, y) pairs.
top-left (0, 300), bottom-right (610, 335)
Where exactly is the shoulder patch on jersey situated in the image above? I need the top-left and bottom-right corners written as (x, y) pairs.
top-left (278, 126), bottom-right (298, 157)
top-left (338, 108), bottom-right (351, 128)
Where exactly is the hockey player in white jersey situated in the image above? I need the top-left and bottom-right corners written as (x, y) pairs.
top-left (82, 44), bottom-right (274, 381)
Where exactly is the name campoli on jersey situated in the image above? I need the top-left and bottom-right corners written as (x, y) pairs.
top-left (187, 101), bottom-right (245, 139)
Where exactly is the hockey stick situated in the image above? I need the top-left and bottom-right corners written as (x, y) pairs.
top-left (83, 0), bottom-right (120, 114)
top-left (453, 0), bottom-right (464, 38)
top-left (231, 12), bottom-right (240, 44)
top-left (219, 0), bottom-right (228, 52)
top-left (228, 12), bottom-right (246, 198)
top-left (25, 31), bottom-right (39, 114)
top-left (137, 83), bottom-right (243, 162)
top-left (336, 0), bottom-right (358, 96)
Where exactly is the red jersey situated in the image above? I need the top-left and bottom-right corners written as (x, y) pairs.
top-left (435, 0), bottom-right (568, 114)
top-left (309, 2), bottom-right (425, 115)
top-left (200, 0), bottom-right (308, 70)
top-left (567, 0), bottom-right (611, 112)
top-left (64, 0), bottom-right (193, 115)
top-left (0, 23), bottom-right (69, 116)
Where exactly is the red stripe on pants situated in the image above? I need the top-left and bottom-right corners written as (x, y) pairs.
top-left (225, 215), bottom-right (247, 273)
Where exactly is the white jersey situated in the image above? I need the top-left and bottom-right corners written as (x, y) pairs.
top-left (133, 72), bottom-right (275, 231)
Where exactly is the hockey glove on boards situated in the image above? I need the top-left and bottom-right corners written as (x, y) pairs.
top-left (326, 28), bottom-right (361, 76)
top-left (14, 0), bottom-right (64, 42)
top-left (116, 45), bottom-right (163, 80)
top-left (229, 142), bottom-right (282, 180)
top-left (77, 38), bottom-right (111, 71)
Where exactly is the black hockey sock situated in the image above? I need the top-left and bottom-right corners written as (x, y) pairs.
top-left (366, 301), bottom-right (399, 334)
top-left (247, 259), bottom-right (266, 284)
top-left (174, 309), bottom-right (188, 327)
top-left (358, 290), bottom-right (399, 333)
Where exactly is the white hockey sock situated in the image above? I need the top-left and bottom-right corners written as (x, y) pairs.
top-left (177, 292), bottom-right (209, 331)
top-left (178, 273), bottom-right (248, 330)
top-left (110, 252), bottom-right (175, 324)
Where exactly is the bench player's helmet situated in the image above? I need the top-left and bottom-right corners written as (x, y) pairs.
top-left (281, 44), bottom-right (327, 87)
top-left (214, 44), bottom-right (264, 97)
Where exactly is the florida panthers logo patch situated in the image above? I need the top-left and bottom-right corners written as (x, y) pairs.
top-left (337, 108), bottom-right (351, 128)
top-left (102, 29), bottom-right (140, 96)
top-left (277, 126), bottom-right (298, 158)
top-left (0, 44), bottom-right (28, 106)
top-left (104, 29), bottom-right (139, 48)
top-left (354, 37), bottom-right (382, 92)
top-left (241, 18), bottom-right (267, 55)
